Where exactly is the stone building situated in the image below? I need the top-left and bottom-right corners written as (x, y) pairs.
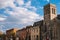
top-left (0, 31), bottom-right (3, 40)
top-left (56, 15), bottom-right (60, 40)
top-left (42, 3), bottom-right (57, 40)
top-left (41, 3), bottom-right (60, 40)
top-left (16, 25), bottom-right (33, 40)
top-left (16, 21), bottom-right (43, 40)
top-left (0, 31), bottom-right (3, 35)
top-left (30, 20), bottom-right (43, 40)
top-left (26, 25), bottom-right (33, 40)
top-left (0, 31), bottom-right (7, 40)
top-left (6, 28), bottom-right (17, 40)
top-left (16, 28), bottom-right (27, 40)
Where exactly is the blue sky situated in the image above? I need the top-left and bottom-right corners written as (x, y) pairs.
top-left (0, 0), bottom-right (60, 32)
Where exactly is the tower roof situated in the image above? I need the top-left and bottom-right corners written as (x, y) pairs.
top-left (44, 3), bottom-right (56, 8)
top-left (33, 20), bottom-right (43, 26)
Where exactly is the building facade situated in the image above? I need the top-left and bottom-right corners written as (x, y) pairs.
top-left (6, 28), bottom-right (17, 40)
top-left (0, 31), bottom-right (3, 40)
top-left (16, 25), bottom-right (33, 40)
top-left (16, 28), bottom-right (27, 40)
top-left (26, 25), bottom-right (33, 40)
top-left (56, 15), bottom-right (60, 40)
top-left (29, 20), bottom-right (43, 40)
top-left (30, 26), bottom-right (40, 40)
top-left (42, 3), bottom-right (60, 40)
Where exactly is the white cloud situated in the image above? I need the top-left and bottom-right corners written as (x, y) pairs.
top-left (25, 1), bottom-right (37, 11)
top-left (5, 7), bottom-right (43, 24)
top-left (0, 0), bottom-right (15, 8)
top-left (16, 0), bottom-right (24, 5)
top-left (25, 1), bottom-right (31, 7)
top-left (0, 15), bottom-right (7, 21)
top-left (0, 0), bottom-right (43, 31)
top-left (44, 0), bottom-right (50, 2)
top-left (46, 0), bottom-right (50, 2)
top-left (0, 17), bottom-right (6, 21)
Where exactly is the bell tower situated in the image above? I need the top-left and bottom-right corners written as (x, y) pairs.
top-left (44, 3), bottom-right (57, 24)
top-left (43, 3), bottom-right (57, 40)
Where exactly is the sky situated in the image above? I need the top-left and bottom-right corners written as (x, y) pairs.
top-left (0, 0), bottom-right (60, 32)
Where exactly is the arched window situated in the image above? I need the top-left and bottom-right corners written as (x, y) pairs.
top-left (52, 8), bottom-right (54, 14)
top-left (54, 9), bottom-right (55, 14)
top-left (52, 8), bottom-right (55, 14)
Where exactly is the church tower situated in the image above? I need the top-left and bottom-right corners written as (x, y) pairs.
top-left (44, 3), bottom-right (57, 25)
top-left (43, 3), bottom-right (57, 40)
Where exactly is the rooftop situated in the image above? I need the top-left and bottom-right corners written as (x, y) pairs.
top-left (44, 3), bottom-right (56, 8)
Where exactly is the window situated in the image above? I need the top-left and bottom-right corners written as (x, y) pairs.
top-left (36, 35), bottom-right (38, 40)
top-left (52, 8), bottom-right (54, 14)
top-left (29, 36), bottom-right (31, 40)
top-left (52, 8), bottom-right (55, 14)
top-left (37, 29), bottom-right (38, 33)
top-left (54, 9), bottom-right (55, 14)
